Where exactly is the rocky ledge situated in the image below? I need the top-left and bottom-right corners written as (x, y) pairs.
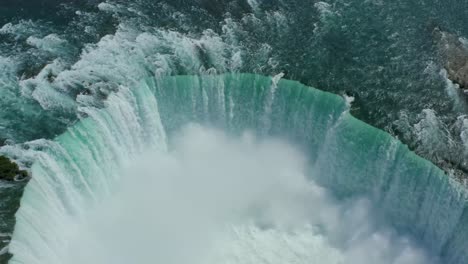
top-left (434, 27), bottom-right (468, 91)
top-left (0, 156), bottom-right (28, 181)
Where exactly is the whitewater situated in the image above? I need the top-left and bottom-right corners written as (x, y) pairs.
top-left (1, 1), bottom-right (468, 263)
top-left (4, 74), bottom-right (466, 264)
top-left (42, 125), bottom-right (433, 264)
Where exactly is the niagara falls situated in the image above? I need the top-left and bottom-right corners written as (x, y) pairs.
top-left (0, 1), bottom-right (468, 264)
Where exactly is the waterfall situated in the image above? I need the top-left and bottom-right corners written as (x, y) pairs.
top-left (8, 74), bottom-right (468, 264)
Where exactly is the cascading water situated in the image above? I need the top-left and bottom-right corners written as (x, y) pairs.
top-left (2, 1), bottom-right (468, 263)
top-left (6, 74), bottom-right (468, 263)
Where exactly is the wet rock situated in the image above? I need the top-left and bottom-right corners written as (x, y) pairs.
top-left (0, 156), bottom-right (28, 181)
top-left (433, 27), bottom-right (468, 90)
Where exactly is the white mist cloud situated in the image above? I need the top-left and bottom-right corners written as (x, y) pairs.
top-left (63, 124), bottom-right (437, 264)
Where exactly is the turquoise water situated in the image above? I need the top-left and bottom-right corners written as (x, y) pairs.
top-left (1, 1), bottom-right (468, 263)
top-left (8, 74), bottom-right (468, 263)
top-left (1, 0), bottom-right (468, 170)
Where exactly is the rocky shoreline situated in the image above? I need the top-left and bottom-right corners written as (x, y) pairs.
top-left (434, 27), bottom-right (468, 93)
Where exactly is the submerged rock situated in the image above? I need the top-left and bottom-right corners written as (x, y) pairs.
top-left (0, 156), bottom-right (28, 181)
top-left (434, 27), bottom-right (468, 91)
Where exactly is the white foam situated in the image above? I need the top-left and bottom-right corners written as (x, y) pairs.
top-left (26, 34), bottom-right (69, 56)
top-left (50, 125), bottom-right (434, 264)
top-left (247, 0), bottom-right (260, 12)
top-left (97, 2), bottom-right (118, 13)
